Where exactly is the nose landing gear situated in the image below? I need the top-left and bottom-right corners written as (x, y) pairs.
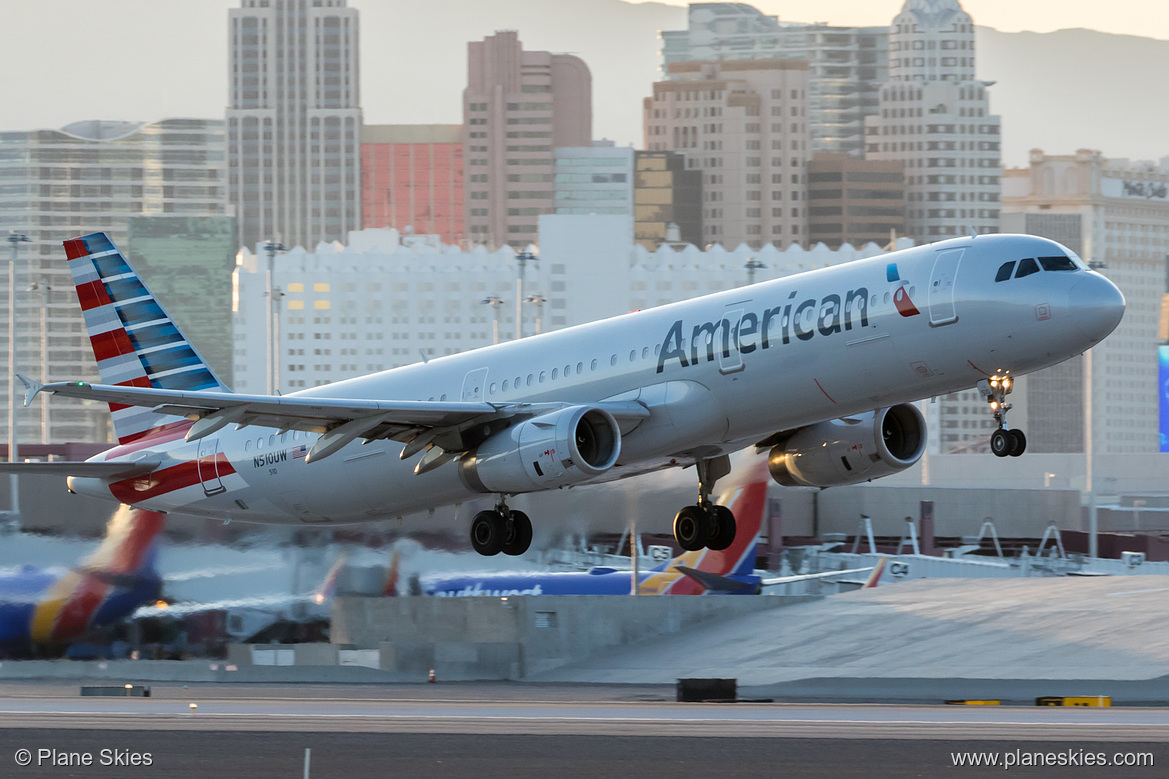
top-left (672, 455), bottom-right (737, 552)
top-left (980, 376), bottom-right (1027, 458)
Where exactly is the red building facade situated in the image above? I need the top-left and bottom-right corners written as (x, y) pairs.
top-left (361, 125), bottom-right (464, 245)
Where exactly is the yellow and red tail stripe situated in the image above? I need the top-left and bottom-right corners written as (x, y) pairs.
top-left (31, 507), bottom-right (164, 643)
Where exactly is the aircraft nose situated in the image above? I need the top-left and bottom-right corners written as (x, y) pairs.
top-left (1068, 274), bottom-right (1125, 345)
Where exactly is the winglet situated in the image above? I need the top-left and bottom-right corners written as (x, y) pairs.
top-left (15, 373), bottom-right (43, 407)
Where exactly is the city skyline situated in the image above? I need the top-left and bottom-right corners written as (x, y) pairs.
top-left (1, 1), bottom-right (1167, 168)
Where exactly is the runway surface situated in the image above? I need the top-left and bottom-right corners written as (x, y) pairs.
top-left (0, 683), bottom-right (1164, 776)
top-left (0, 730), bottom-right (1162, 778)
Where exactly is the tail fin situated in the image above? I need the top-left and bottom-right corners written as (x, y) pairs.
top-left (646, 465), bottom-right (769, 594)
top-left (382, 550), bottom-right (401, 597)
top-left (31, 506), bottom-right (165, 643)
top-left (63, 232), bottom-right (229, 444)
top-left (863, 557), bottom-right (888, 589)
top-left (79, 505), bottom-right (166, 578)
top-left (314, 556), bottom-right (348, 604)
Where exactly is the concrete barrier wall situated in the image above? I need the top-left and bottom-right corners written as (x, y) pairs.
top-left (332, 595), bottom-right (816, 680)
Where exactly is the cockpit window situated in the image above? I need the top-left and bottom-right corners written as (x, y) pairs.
top-left (995, 261), bottom-right (1016, 282)
top-left (1038, 255), bottom-right (1078, 272)
top-left (1015, 258), bottom-right (1040, 279)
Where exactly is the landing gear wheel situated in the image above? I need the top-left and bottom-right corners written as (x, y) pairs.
top-left (673, 505), bottom-right (711, 551)
top-left (1008, 429), bottom-right (1027, 457)
top-left (470, 510), bottom-right (506, 556)
top-left (990, 429), bottom-right (1011, 458)
top-left (706, 505), bottom-right (737, 551)
top-left (501, 510), bottom-right (533, 556)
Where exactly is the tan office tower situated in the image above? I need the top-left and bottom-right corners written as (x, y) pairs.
top-left (464, 31), bottom-right (592, 250)
top-left (227, 0), bottom-right (362, 251)
top-left (864, 0), bottom-right (1001, 243)
top-left (644, 59), bottom-right (811, 249)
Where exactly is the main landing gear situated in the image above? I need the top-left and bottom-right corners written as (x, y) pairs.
top-left (469, 498), bottom-right (533, 556)
top-left (673, 455), bottom-right (737, 552)
top-left (979, 375), bottom-right (1027, 458)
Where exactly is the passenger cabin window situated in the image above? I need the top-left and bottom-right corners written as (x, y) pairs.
top-left (1039, 255), bottom-right (1077, 272)
top-left (995, 261), bottom-right (1015, 282)
top-left (1015, 258), bottom-right (1040, 279)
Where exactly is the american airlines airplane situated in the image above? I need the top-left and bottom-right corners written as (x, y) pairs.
top-left (6, 232), bottom-right (1124, 558)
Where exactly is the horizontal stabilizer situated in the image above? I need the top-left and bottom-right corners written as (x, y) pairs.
top-left (0, 460), bottom-right (159, 479)
top-left (674, 566), bottom-right (756, 593)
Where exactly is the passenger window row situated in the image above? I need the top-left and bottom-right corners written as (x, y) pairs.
top-left (427, 344), bottom-right (666, 401)
top-left (995, 255), bottom-right (1078, 282)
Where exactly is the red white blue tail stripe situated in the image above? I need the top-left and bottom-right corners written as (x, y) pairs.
top-left (63, 233), bottom-right (229, 444)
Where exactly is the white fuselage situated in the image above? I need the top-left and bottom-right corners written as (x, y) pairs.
top-left (73, 234), bottom-right (1124, 525)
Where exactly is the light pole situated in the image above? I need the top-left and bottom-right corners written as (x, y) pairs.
top-left (745, 257), bottom-right (766, 287)
top-left (514, 251), bottom-right (536, 339)
top-left (1085, 346), bottom-right (1097, 558)
top-left (482, 295), bottom-right (504, 345)
top-left (524, 294), bottom-right (546, 336)
top-left (28, 278), bottom-right (50, 442)
top-left (263, 240), bottom-right (286, 395)
top-left (7, 231), bottom-right (30, 523)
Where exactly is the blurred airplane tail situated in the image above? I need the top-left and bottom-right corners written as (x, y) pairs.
top-left (31, 506), bottom-right (165, 643)
top-left (315, 556), bottom-right (348, 604)
top-left (863, 557), bottom-right (888, 588)
top-left (382, 551), bottom-right (401, 597)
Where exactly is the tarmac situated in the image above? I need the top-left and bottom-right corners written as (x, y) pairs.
top-left (0, 683), bottom-right (1165, 778)
top-left (531, 575), bottom-right (1169, 686)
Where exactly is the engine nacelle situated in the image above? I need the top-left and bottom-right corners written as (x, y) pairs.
top-left (458, 405), bottom-right (621, 494)
top-left (768, 404), bottom-right (927, 488)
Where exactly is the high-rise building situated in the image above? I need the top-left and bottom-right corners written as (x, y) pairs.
top-left (463, 31), bottom-right (592, 250)
top-left (863, 0), bottom-right (1001, 243)
top-left (633, 150), bottom-right (703, 250)
top-left (554, 145), bottom-right (634, 217)
top-left (227, 0), bottom-right (361, 251)
top-left (125, 216), bottom-right (238, 387)
top-left (661, 3), bottom-right (887, 157)
top-left (0, 119), bottom-right (229, 443)
top-left (644, 59), bottom-right (811, 249)
top-left (1002, 149), bottom-right (1169, 455)
top-left (807, 153), bottom-right (905, 248)
top-left (361, 125), bottom-right (464, 246)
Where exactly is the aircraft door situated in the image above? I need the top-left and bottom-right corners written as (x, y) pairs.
top-left (928, 248), bottom-right (964, 326)
top-left (719, 306), bottom-right (746, 375)
top-left (461, 368), bottom-right (489, 402)
top-left (197, 437), bottom-right (227, 496)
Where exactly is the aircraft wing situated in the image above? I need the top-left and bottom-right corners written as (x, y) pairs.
top-left (26, 378), bottom-right (649, 466)
top-left (0, 460), bottom-right (159, 479)
top-left (761, 566), bottom-right (875, 586)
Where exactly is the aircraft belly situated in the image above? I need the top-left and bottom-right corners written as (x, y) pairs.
top-left (618, 380), bottom-right (728, 462)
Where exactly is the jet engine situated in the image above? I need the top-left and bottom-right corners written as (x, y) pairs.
top-left (458, 405), bottom-right (621, 493)
top-left (767, 404), bottom-right (926, 488)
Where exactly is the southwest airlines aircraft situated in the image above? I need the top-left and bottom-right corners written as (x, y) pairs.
top-left (411, 476), bottom-right (875, 596)
top-left (6, 232), bottom-right (1124, 558)
top-left (0, 506), bottom-right (163, 652)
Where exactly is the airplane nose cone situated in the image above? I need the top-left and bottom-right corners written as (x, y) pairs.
top-left (1069, 274), bottom-right (1125, 345)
